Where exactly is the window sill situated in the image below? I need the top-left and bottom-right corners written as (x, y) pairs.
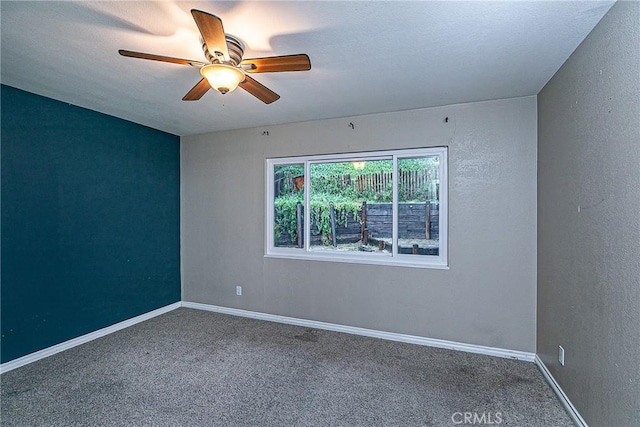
top-left (264, 251), bottom-right (449, 270)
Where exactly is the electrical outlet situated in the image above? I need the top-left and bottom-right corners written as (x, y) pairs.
top-left (558, 345), bottom-right (565, 366)
top-left (236, 286), bottom-right (242, 296)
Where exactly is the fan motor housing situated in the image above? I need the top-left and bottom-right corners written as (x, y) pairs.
top-left (202, 34), bottom-right (245, 66)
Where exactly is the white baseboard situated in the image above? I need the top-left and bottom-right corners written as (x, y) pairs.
top-left (182, 301), bottom-right (536, 362)
top-left (535, 355), bottom-right (587, 427)
top-left (0, 302), bottom-right (182, 374)
top-left (0, 300), bottom-right (588, 425)
top-left (0, 301), bottom-right (536, 375)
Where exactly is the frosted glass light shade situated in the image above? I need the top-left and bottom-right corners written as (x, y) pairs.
top-left (200, 64), bottom-right (245, 94)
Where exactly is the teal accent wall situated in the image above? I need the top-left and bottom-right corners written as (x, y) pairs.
top-left (1, 85), bottom-right (181, 363)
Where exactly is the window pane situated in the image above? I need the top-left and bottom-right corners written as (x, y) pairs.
top-left (397, 156), bottom-right (440, 256)
top-left (273, 164), bottom-right (304, 248)
top-left (309, 159), bottom-right (392, 253)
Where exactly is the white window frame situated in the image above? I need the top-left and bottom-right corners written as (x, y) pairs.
top-left (265, 147), bottom-right (448, 269)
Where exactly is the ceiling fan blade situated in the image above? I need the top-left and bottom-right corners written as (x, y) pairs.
top-left (191, 9), bottom-right (229, 62)
top-left (239, 75), bottom-right (280, 104)
top-left (182, 78), bottom-right (211, 101)
top-left (119, 50), bottom-right (206, 67)
top-left (240, 54), bottom-right (311, 73)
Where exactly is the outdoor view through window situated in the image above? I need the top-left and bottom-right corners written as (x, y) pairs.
top-left (268, 147), bottom-right (446, 268)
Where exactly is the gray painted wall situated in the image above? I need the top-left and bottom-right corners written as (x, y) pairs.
top-left (537, 2), bottom-right (640, 426)
top-left (182, 96), bottom-right (537, 352)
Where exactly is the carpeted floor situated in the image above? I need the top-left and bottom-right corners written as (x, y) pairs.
top-left (1, 308), bottom-right (573, 426)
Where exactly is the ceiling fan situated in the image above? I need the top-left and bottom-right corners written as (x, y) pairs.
top-left (119, 9), bottom-right (311, 104)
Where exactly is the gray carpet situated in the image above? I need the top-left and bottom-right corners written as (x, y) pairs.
top-left (1, 308), bottom-right (573, 426)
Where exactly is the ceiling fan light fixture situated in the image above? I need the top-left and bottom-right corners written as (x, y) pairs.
top-left (200, 64), bottom-right (245, 94)
top-left (119, 10), bottom-right (310, 103)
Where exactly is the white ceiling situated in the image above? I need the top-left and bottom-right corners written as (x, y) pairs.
top-left (1, 1), bottom-right (614, 136)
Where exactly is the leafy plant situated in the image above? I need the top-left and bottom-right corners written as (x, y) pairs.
top-left (274, 156), bottom-right (440, 246)
top-left (310, 160), bottom-right (393, 202)
top-left (274, 192), bottom-right (362, 245)
top-left (309, 194), bottom-right (362, 245)
top-left (275, 164), bottom-right (304, 176)
top-left (274, 192), bottom-right (303, 244)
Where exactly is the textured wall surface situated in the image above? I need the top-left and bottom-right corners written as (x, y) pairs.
top-left (182, 96), bottom-right (537, 352)
top-left (1, 85), bottom-right (181, 363)
top-left (537, 2), bottom-right (640, 425)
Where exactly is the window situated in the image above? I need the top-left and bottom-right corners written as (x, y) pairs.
top-left (266, 147), bottom-right (448, 268)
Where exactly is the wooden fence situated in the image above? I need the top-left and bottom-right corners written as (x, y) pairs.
top-left (355, 172), bottom-right (392, 193)
top-left (398, 170), bottom-right (438, 201)
top-left (364, 202), bottom-right (439, 241)
top-left (275, 170), bottom-right (438, 201)
top-left (276, 202), bottom-right (439, 248)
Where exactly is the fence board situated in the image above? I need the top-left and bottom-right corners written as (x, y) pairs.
top-left (276, 202), bottom-right (439, 246)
